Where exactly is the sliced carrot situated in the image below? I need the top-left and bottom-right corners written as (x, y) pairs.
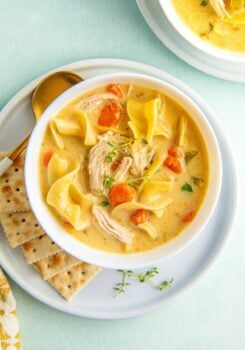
top-left (111, 158), bottom-right (122, 171)
top-left (43, 150), bottom-right (54, 167)
top-left (107, 84), bottom-right (123, 98)
top-left (109, 183), bottom-right (136, 207)
top-left (182, 210), bottom-right (196, 223)
top-left (164, 156), bottom-right (182, 173)
top-left (131, 209), bottom-right (149, 225)
top-left (168, 146), bottom-right (183, 158)
top-left (98, 102), bottom-right (124, 127)
top-left (63, 221), bottom-right (74, 230)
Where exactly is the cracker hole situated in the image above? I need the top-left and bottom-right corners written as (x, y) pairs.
top-left (35, 224), bottom-right (39, 227)
top-left (82, 271), bottom-right (86, 275)
top-left (51, 241), bottom-right (55, 245)
top-left (15, 168), bottom-right (19, 172)
top-left (16, 232), bottom-right (20, 236)
top-left (5, 179), bottom-right (9, 183)
top-left (6, 199), bottom-right (11, 203)
top-left (33, 249), bottom-right (36, 253)
top-left (16, 188), bottom-right (20, 192)
top-left (68, 271), bottom-right (71, 275)
top-left (47, 264), bottom-right (50, 268)
top-left (67, 284), bottom-right (71, 289)
top-left (22, 219), bottom-right (26, 222)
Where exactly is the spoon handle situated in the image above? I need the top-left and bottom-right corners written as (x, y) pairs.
top-left (0, 136), bottom-right (29, 177)
top-left (0, 157), bottom-right (13, 176)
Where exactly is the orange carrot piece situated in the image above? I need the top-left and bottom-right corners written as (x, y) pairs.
top-left (63, 221), bottom-right (74, 230)
top-left (43, 150), bottom-right (54, 167)
top-left (131, 209), bottom-right (149, 225)
top-left (182, 210), bottom-right (196, 223)
top-left (164, 156), bottom-right (182, 173)
top-left (168, 146), bottom-right (183, 158)
top-left (109, 183), bottom-right (136, 207)
top-left (98, 102), bottom-right (124, 127)
top-left (111, 158), bottom-right (122, 171)
top-left (107, 84), bottom-right (123, 98)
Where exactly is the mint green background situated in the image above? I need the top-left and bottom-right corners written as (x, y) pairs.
top-left (0, 1), bottom-right (245, 349)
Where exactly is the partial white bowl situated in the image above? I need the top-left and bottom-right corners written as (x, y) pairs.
top-left (25, 72), bottom-right (222, 269)
top-left (159, 0), bottom-right (245, 63)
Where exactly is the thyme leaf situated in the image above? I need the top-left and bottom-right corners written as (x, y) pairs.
top-left (137, 267), bottom-right (159, 283)
top-left (104, 174), bottom-right (115, 189)
top-left (200, 0), bottom-right (209, 5)
top-left (185, 151), bottom-right (198, 164)
top-left (100, 199), bottom-right (109, 207)
top-left (113, 268), bottom-right (174, 296)
top-left (181, 182), bottom-right (193, 192)
top-left (192, 176), bottom-right (204, 186)
top-left (155, 278), bottom-right (174, 291)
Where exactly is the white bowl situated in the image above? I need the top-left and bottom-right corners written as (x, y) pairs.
top-left (159, 0), bottom-right (245, 63)
top-left (25, 72), bottom-right (222, 269)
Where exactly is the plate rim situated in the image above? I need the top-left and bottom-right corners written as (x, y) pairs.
top-left (0, 58), bottom-right (239, 319)
top-left (136, 0), bottom-right (245, 82)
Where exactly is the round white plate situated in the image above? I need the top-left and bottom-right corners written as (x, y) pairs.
top-left (0, 58), bottom-right (238, 319)
top-left (136, 0), bottom-right (245, 82)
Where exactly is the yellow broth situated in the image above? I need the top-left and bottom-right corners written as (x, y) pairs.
top-left (39, 84), bottom-right (209, 254)
top-left (173, 0), bottom-right (245, 52)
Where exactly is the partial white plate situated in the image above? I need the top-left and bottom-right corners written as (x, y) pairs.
top-left (136, 0), bottom-right (245, 82)
top-left (0, 58), bottom-right (238, 319)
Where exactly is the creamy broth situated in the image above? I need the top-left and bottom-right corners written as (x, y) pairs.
top-left (173, 0), bottom-right (245, 52)
top-left (39, 83), bottom-right (209, 254)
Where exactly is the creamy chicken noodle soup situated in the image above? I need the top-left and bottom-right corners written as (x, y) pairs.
top-left (39, 83), bottom-right (209, 254)
top-left (173, 0), bottom-right (245, 52)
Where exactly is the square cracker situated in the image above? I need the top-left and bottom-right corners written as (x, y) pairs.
top-left (34, 251), bottom-right (79, 280)
top-left (0, 210), bottom-right (44, 248)
top-left (22, 234), bottom-right (62, 264)
top-left (48, 262), bottom-right (101, 301)
top-left (0, 152), bottom-right (30, 213)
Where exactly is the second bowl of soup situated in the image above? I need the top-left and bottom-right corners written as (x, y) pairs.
top-left (25, 73), bottom-right (222, 269)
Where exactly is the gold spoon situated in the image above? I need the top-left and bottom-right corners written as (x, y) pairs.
top-left (0, 71), bottom-right (83, 176)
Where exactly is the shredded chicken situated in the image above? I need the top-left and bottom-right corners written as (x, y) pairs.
top-left (88, 132), bottom-right (131, 195)
top-left (114, 157), bottom-right (133, 183)
top-left (76, 93), bottom-right (118, 112)
top-left (210, 0), bottom-right (231, 17)
top-left (92, 206), bottom-right (133, 244)
top-left (130, 142), bottom-right (154, 177)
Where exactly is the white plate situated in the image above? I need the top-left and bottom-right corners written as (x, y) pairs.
top-left (136, 0), bottom-right (245, 82)
top-left (0, 58), bottom-right (238, 319)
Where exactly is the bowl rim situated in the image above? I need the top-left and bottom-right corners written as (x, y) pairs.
top-left (24, 72), bottom-right (222, 269)
top-left (159, 0), bottom-right (245, 63)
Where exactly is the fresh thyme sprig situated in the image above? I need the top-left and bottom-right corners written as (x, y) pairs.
top-left (155, 278), bottom-right (174, 291)
top-left (104, 173), bottom-right (115, 189)
top-left (113, 268), bottom-right (174, 297)
top-left (106, 138), bottom-right (134, 163)
top-left (126, 174), bottom-right (151, 187)
top-left (137, 267), bottom-right (159, 282)
top-left (113, 270), bottom-right (133, 296)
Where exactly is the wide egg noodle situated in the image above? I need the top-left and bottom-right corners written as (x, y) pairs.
top-left (50, 119), bottom-right (65, 149)
top-left (127, 96), bottom-right (171, 143)
top-left (49, 109), bottom-right (97, 148)
top-left (139, 180), bottom-right (173, 217)
top-left (47, 153), bottom-right (68, 186)
top-left (177, 116), bottom-right (187, 147)
top-left (47, 165), bottom-right (95, 230)
top-left (137, 222), bottom-right (158, 240)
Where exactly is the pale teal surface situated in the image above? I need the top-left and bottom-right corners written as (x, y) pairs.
top-left (0, 1), bottom-right (245, 349)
